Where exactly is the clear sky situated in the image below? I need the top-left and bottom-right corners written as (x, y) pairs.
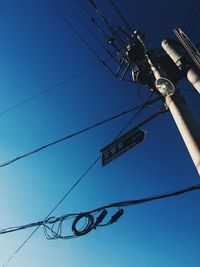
top-left (0, 0), bottom-right (200, 266)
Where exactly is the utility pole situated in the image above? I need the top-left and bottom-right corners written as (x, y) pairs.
top-left (107, 28), bottom-right (200, 175)
top-left (153, 70), bottom-right (200, 175)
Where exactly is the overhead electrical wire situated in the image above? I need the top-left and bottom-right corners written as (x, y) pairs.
top-left (63, 0), bottom-right (113, 58)
top-left (187, 7), bottom-right (200, 37)
top-left (0, 0), bottom-right (124, 119)
top-left (115, 92), bottom-right (154, 139)
top-left (1, 2), bottom-right (172, 265)
top-left (77, 0), bottom-right (110, 39)
top-left (48, 0), bottom-right (114, 75)
top-left (87, 0), bottom-right (126, 48)
top-left (87, 0), bottom-right (115, 34)
top-left (2, 155), bottom-right (100, 267)
top-left (183, 0), bottom-right (200, 36)
top-left (1, 183), bottom-right (199, 236)
top-left (2, 92), bottom-right (162, 266)
top-left (0, 62), bottom-right (102, 117)
top-left (108, 0), bottom-right (132, 32)
top-left (0, 96), bottom-right (161, 168)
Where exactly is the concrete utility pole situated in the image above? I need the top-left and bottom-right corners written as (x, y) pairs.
top-left (153, 70), bottom-right (200, 175)
top-left (112, 29), bottom-right (200, 175)
top-left (164, 93), bottom-right (200, 175)
top-left (161, 38), bottom-right (200, 94)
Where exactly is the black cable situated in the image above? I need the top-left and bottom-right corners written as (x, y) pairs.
top-left (183, 0), bottom-right (200, 36)
top-left (87, 0), bottom-right (115, 34)
top-left (114, 92), bottom-right (154, 139)
top-left (48, 0), bottom-right (100, 61)
top-left (1, 183), bottom-right (200, 236)
top-left (187, 8), bottom-right (200, 37)
top-left (0, 62), bottom-right (101, 118)
top-left (1, 93), bottom-right (162, 265)
top-left (48, 0), bottom-right (115, 74)
top-left (0, 96), bottom-right (161, 168)
top-left (108, 0), bottom-right (132, 32)
top-left (78, 0), bottom-right (110, 39)
top-left (63, 0), bottom-right (113, 58)
top-left (90, 184), bottom-right (200, 212)
top-left (1, 155), bottom-right (100, 267)
top-left (86, 0), bottom-right (125, 49)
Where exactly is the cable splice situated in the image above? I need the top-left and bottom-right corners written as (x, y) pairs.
top-left (0, 183), bottom-right (199, 237)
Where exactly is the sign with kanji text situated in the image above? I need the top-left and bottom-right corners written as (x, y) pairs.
top-left (101, 129), bottom-right (146, 166)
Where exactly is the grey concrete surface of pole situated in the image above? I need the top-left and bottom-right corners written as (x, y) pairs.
top-left (152, 66), bottom-right (200, 175)
top-left (165, 93), bottom-right (200, 175)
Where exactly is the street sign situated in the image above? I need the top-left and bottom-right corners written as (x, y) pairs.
top-left (101, 129), bottom-right (146, 166)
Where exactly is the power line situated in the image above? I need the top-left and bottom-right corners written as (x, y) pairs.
top-left (0, 96), bottom-right (161, 168)
top-left (87, 0), bottom-right (115, 34)
top-left (48, 0), bottom-right (115, 74)
top-left (183, 0), bottom-right (200, 36)
top-left (77, 0), bottom-right (110, 40)
top-left (0, 62), bottom-right (101, 117)
top-left (87, 0), bottom-right (126, 49)
top-left (187, 7), bottom-right (200, 37)
top-left (0, 0), bottom-right (118, 119)
top-left (63, 0), bottom-right (113, 58)
top-left (115, 92), bottom-right (154, 139)
top-left (1, 94), bottom-right (160, 266)
top-left (108, 0), bottom-right (132, 32)
top-left (1, 183), bottom-right (200, 236)
top-left (48, 0), bottom-right (108, 64)
top-left (2, 155), bottom-right (100, 267)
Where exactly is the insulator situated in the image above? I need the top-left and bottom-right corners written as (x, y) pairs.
top-left (132, 67), bottom-right (156, 90)
top-left (126, 43), bottom-right (145, 63)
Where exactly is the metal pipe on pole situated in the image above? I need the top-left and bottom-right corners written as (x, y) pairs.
top-left (161, 39), bottom-right (200, 94)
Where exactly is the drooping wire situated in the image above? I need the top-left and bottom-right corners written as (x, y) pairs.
top-left (0, 61), bottom-right (101, 118)
top-left (108, 0), bottom-right (132, 32)
top-left (2, 155), bottom-right (100, 267)
top-left (0, 0), bottom-right (120, 119)
top-left (0, 96), bottom-right (161, 168)
top-left (183, 0), bottom-right (200, 36)
top-left (114, 91), bottom-right (154, 139)
top-left (187, 7), bottom-right (200, 37)
top-left (47, 0), bottom-right (114, 74)
top-left (63, 0), bottom-right (113, 58)
top-left (47, 0), bottom-right (114, 75)
top-left (2, 93), bottom-right (161, 266)
top-left (87, 0), bottom-right (115, 34)
top-left (87, 0), bottom-right (126, 49)
top-left (78, 0), bottom-right (110, 40)
top-left (1, 183), bottom-right (200, 237)
top-left (96, 184), bottom-right (200, 210)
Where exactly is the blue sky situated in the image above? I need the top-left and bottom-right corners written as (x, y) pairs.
top-left (0, 0), bottom-right (200, 266)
